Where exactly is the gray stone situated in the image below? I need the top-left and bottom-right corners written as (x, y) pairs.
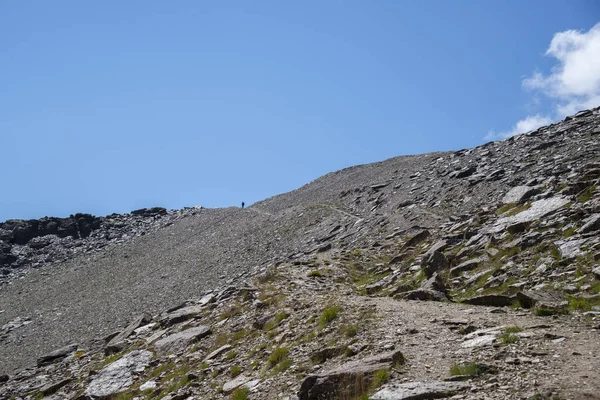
top-left (488, 197), bottom-right (570, 233)
top-left (502, 186), bottom-right (540, 204)
top-left (578, 214), bottom-right (600, 234)
top-left (593, 266), bottom-right (600, 280)
top-left (162, 305), bottom-right (205, 326)
top-left (85, 350), bottom-right (153, 399)
top-left (449, 258), bottom-right (482, 277)
top-left (462, 294), bottom-right (515, 307)
top-left (39, 378), bottom-right (72, 396)
top-left (154, 325), bottom-right (211, 356)
top-left (371, 381), bottom-right (469, 399)
top-left (37, 343), bottom-right (78, 367)
top-left (517, 290), bottom-right (568, 310)
top-left (204, 344), bottom-right (232, 361)
top-left (106, 313), bottom-right (152, 355)
top-left (298, 350), bottom-right (405, 400)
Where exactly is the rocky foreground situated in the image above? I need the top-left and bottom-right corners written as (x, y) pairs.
top-left (0, 107), bottom-right (599, 399)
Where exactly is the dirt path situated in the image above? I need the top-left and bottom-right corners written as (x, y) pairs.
top-left (350, 296), bottom-right (600, 399)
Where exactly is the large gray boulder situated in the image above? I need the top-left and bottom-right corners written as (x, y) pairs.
top-left (298, 350), bottom-right (404, 400)
top-left (502, 186), bottom-right (540, 204)
top-left (154, 325), bottom-right (211, 356)
top-left (85, 350), bottom-right (153, 399)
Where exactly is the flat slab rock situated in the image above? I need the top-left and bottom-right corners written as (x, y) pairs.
top-left (371, 381), bottom-right (470, 399)
top-left (161, 305), bottom-right (205, 326)
top-left (85, 350), bottom-right (152, 399)
top-left (154, 325), bottom-right (211, 356)
top-left (502, 186), bottom-right (540, 204)
top-left (298, 350), bottom-right (404, 400)
top-left (488, 196), bottom-right (570, 233)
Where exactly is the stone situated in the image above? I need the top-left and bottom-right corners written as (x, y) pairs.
top-left (593, 266), bottom-right (600, 280)
top-left (85, 350), bottom-right (153, 399)
top-left (462, 294), bottom-right (515, 307)
top-left (39, 378), bottom-right (72, 396)
top-left (105, 313), bottom-right (152, 355)
top-left (162, 305), bottom-right (205, 326)
top-left (154, 325), bottom-right (211, 356)
top-left (222, 375), bottom-right (252, 393)
top-left (204, 344), bottom-right (232, 361)
top-left (403, 230), bottom-right (431, 249)
top-left (397, 273), bottom-right (449, 302)
top-left (37, 343), bottom-right (78, 367)
top-left (517, 290), bottom-right (568, 310)
top-left (488, 197), bottom-right (570, 233)
top-left (449, 258), bottom-right (482, 277)
top-left (298, 350), bottom-right (405, 400)
top-left (140, 380), bottom-right (157, 391)
top-left (502, 186), bottom-right (541, 204)
top-left (422, 251), bottom-right (448, 278)
top-left (371, 381), bottom-right (469, 400)
top-left (578, 214), bottom-right (600, 234)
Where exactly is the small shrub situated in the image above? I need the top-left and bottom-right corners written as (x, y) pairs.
top-left (230, 365), bottom-right (242, 378)
top-left (307, 270), bottom-right (322, 277)
top-left (231, 388), bottom-right (249, 400)
top-left (226, 351), bottom-right (237, 360)
top-left (449, 362), bottom-right (482, 376)
top-left (319, 305), bottom-right (341, 329)
top-left (371, 369), bottom-right (389, 388)
top-left (499, 332), bottom-right (520, 344)
top-left (268, 347), bottom-right (290, 367)
top-left (340, 324), bottom-right (358, 338)
top-left (352, 249), bottom-right (362, 257)
top-left (577, 185), bottom-right (596, 203)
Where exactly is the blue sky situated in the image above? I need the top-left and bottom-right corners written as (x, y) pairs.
top-left (1, 1), bottom-right (599, 220)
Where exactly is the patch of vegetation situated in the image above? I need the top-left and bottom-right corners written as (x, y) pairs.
top-left (230, 365), bottom-right (242, 378)
top-left (256, 266), bottom-right (279, 283)
top-left (449, 362), bottom-right (482, 376)
top-left (577, 185), bottom-right (596, 203)
top-left (226, 350), bottom-right (238, 360)
top-left (505, 203), bottom-right (532, 216)
top-left (562, 227), bottom-right (577, 239)
top-left (370, 369), bottom-right (390, 389)
top-left (499, 332), bottom-right (520, 344)
top-left (231, 388), bottom-right (250, 400)
top-left (352, 249), bottom-right (362, 257)
top-left (231, 328), bottom-right (249, 342)
top-left (319, 305), bottom-right (342, 329)
top-left (307, 270), bottom-right (322, 277)
top-left (569, 296), bottom-right (600, 312)
top-left (497, 203), bottom-right (517, 215)
top-left (339, 324), bottom-right (358, 338)
top-left (268, 347), bottom-right (290, 367)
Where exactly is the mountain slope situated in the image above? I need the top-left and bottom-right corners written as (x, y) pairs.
top-left (0, 107), bottom-right (599, 400)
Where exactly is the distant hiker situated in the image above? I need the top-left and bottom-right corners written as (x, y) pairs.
top-left (241, 202), bottom-right (245, 209)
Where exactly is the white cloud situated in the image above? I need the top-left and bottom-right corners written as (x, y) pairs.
top-left (485, 114), bottom-right (553, 141)
top-left (523, 22), bottom-right (600, 117)
top-left (487, 23), bottom-right (600, 142)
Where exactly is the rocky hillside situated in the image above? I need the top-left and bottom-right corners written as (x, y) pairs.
top-left (0, 107), bottom-right (599, 399)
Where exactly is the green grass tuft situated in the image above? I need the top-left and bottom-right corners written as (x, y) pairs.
top-left (449, 362), bottom-right (482, 376)
top-left (319, 305), bottom-right (341, 329)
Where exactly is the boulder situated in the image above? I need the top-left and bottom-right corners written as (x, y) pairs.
top-left (488, 197), bottom-right (570, 233)
top-left (161, 305), bottom-right (205, 326)
top-left (578, 214), bottom-right (600, 234)
top-left (154, 325), bottom-right (211, 356)
top-left (502, 186), bottom-right (540, 204)
top-left (449, 258), bottom-right (482, 277)
top-left (371, 381), bottom-right (469, 400)
top-left (105, 313), bottom-right (152, 355)
top-left (37, 343), bottom-right (78, 367)
top-left (298, 350), bottom-right (405, 400)
top-left (85, 350), bottom-right (153, 399)
top-left (517, 290), bottom-right (568, 310)
top-left (403, 230), bottom-right (431, 249)
top-left (422, 250), bottom-right (448, 278)
top-left (462, 294), bottom-right (515, 307)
